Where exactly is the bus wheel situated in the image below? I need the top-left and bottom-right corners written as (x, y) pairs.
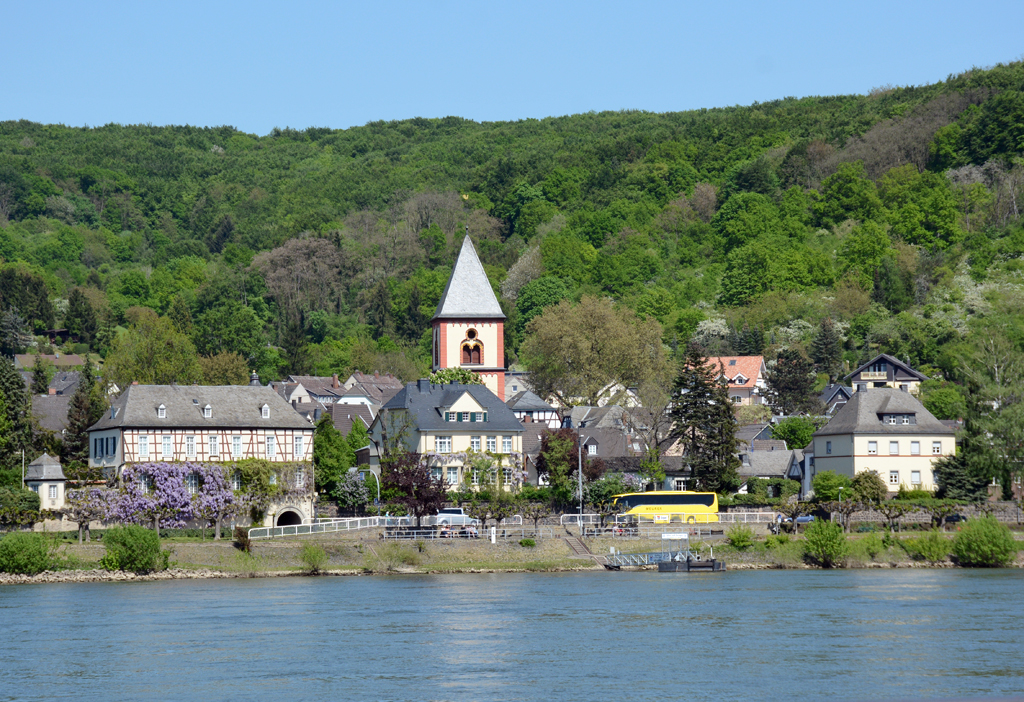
top-left (686, 516), bottom-right (696, 524)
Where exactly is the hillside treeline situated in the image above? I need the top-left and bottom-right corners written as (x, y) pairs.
top-left (0, 62), bottom-right (1021, 421)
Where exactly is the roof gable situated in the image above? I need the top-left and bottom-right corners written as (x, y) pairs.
top-left (432, 236), bottom-right (505, 320)
top-left (707, 356), bottom-right (764, 388)
top-left (845, 353), bottom-right (928, 382)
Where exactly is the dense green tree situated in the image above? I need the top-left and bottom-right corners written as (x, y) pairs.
top-left (61, 363), bottom-right (105, 482)
top-left (771, 416), bottom-right (824, 450)
top-left (764, 349), bottom-right (819, 415)
top-left (104, 314), bottom-right (202, 387)
top-left (811, 317), bottom-right (843, 382)
top-left (314, 415), bottom-right (351, 496)
top-left (65, 288), bottom-right (97, 346)
top-left (711, 192), bottom-right (783, 252)
top-left (932, 412), bottom-right (995, 502)
top-left (669, 344), bottom-right (741, 494)
top-left (513, 276), bottom-right (569, 345)
top-left (812, 161), bottom-right (883, 227)
top-left (30, 355), bottom-right (50, 395)
top-left (0, 356), bottom-right (31, 471)
top-left (811, 470), bottom-right (852, 501)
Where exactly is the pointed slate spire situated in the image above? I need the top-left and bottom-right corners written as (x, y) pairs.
top-left (432, 235), bottom-right (506, 320)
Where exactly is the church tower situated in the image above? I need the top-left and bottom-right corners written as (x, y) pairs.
top-left (431, 235), bottom-right (506, 397)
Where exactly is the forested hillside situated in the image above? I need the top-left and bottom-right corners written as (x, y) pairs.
top-left (0, 61), bottom-right (1022, 429)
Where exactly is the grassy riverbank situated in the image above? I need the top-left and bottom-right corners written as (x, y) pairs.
top-left (3, 528), bottom-right (1023, 584)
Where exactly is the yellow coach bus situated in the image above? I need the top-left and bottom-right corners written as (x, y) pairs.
top-left (610, 491), bottom-right (720, 524)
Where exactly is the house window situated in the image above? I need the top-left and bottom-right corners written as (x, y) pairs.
top-left (503, 467), bottom-right (513, 485)
top-left (261, 405), bottom-right (270, 419)
top-left (889, 470), bottom-right (899, 485)
top-left (431, 466), bottom-right (442, 481)
top-left (294, 436), bottom-right (304, 458)
top-left (158, 404), bottom-right (166, 419)
top-left (108, 437), bottom-right (117, 455)
top-left (269, 472), bottom-right (277, 485)
top-left (902, 415), bottom-right (910, 425)
top-left (887, 415), bottom-right (896, 425)
top-left (447, 467), bottom-right (458, 486)
top-left (502, 436), bottom-right (512, 453)
top-left (233, 436), bottom-right (242, 458)
top-left (30, 484), bottom-right (38, 493)
top-left (162, 435), bottom-right (172, 459)
top-left (436, 436), bottom-right (451, 453)
top-left (231, 470), bottom-right (242, 491)
top-left (139, 435), bottom-right (149, 457)
top-left (889, 441), bottom-right (899, 455)
top-left (867, 441), bottom-right (877, 455)
top-left (911, 441), bottom-right (920, 455)
top-left (186, 436), bottom-right (195, 457)
top-left (471, 470), bottom-right (479, 486)
top-left (932, 441), bottom-right (942, 455)
top-left (209, 435), bottom-right (219, 456)
top-left (94, 438), bottom-right (104, 458)
top-left (826, 441), bottom-right (832, 455)
top-left (266, 436), bottom-right (276, 458)
top-left (470, 436), bottom-right (481, 451)
top-left (48, 484), bottom-right (57, 500)
top-left (731, 396), bottom-right (741, 404)
top-left (587, 444), bottom-right (597, 456)
top-left (186, 472), bottom-right (200, 495)
top-left (911, 471), bottom-right (921, 485)
top-left (900, 384), bottom-right (909, 392)
top-left (203, 405), bottom-right (212, 419)
top-left (673, 479), bottom-right (687, 491)
top-left (486, 436), bottom-right (496, 452)
top-left (295, 467), bottom-right (304, 488)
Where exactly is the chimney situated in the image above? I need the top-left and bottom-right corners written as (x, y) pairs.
top-left (417, 378), bottom-right (430, 392)
top-left (523, 415), bottom-right (532, 423)
top-left (857, 384), bottom-right (867, 393)
top-left (292, 400), bottom-right (297, 408)
top-left (132, 380), bottom-right (139, 386)
top-left (48, 388), bottom-right (56, 395)
top-left (332, 374), bottom-right (340, 389)
top-left (249, 371), bottom-right (260, 386)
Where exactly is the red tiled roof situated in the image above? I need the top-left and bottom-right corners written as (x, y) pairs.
top-left (706, 356), bottom-right (764, 389)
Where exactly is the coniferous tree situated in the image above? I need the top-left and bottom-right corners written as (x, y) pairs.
top-left (281, 318), bottom-right (310, 375)
top-left (765, 349), bottom-right (819, 415)
top-left (313, 414), bottom-right (350, 496)
top-left (61, 362), bottom-right (105, 483)
top-left (167, 295), bottom-right (194, 336)
top-left (0, 356), bottom-right (31, 465)
top-left (65, 288), bottom-right (97, 346)
top-left (932, 401), bottom-right (996, 501)
top-left (30, 354), bottom-right (49, 395)
top-left (669, 344), bottom-right (741, 494)
top-left (811, 317), bottom-right (844, 382)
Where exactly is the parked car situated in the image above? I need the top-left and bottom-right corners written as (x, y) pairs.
top-left (946, 514), bottom-right (968, 523)
top-left (435, 508), bottom-right (480, 527)
top-left (778, 515), bottom-right (816, 524)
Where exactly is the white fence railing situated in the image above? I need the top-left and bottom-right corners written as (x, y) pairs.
top-left (253, 514), bottom-right (526, 540)
top-left (561, 514), bottom-right (602, 526)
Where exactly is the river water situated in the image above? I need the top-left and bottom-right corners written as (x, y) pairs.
top-left (2, 570), bottom-right (1023, 701)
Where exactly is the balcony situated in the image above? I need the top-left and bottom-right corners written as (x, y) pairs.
top-left (860, 371), bottom-right (888, 381)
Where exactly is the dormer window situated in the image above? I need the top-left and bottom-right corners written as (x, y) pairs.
top-left (261, 404), bottom-right (270, 419)
top-left (203, 404), bottom-right (212, 419)
top-left (158, 404), bottom-right (166, 419)
top-left (733, 374), bottom-right (747, 385)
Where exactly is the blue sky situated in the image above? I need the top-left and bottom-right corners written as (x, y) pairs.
top-left (3, 1), bottom-right (1022, 135)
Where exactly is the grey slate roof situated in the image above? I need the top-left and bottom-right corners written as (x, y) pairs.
top-left (343, 372), bottom-right (405, 405)
top-left (506, 390), bottom-right (556, 412)
top-left (32, 395), bottom-right (72, 433)
top-left (327, 403), bottom-right (374, 436)
top-left (813, 387), bottom-right (954, 437)
top-left (287, 375), bottom-right (346, 401)
top-left (381, 380), bottom-right (523, 433)
top-left (738, 446), bottom-right (792, 478)
top-left (432, 236), bottom-right (505, 320)
top-left (819, 383), bottom-right (852, 405)
top-left (736, 424), bottom-right (772, 446)
top-left (87, 384), bottom-right (313, 431)
top-left (25, 453), bottom-right (66, 481)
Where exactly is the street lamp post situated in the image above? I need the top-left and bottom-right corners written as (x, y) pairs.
top-left (577, 423), bottom-right (583, 531)
top-left (838, 486), bottom-right (844, 530)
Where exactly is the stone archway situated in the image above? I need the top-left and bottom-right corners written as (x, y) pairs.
top-left (276, 510), bottom-right (302, 527)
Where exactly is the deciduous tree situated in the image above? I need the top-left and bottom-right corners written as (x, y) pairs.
top-left (521, 296), bottom-right (669, 407)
